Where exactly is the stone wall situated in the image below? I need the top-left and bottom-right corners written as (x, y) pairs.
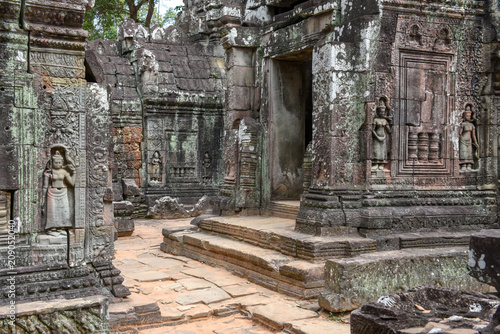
top-left (0, 0), bottom-right (127, 328)
top-left (295, 0), bottom-right (500, 236)
top-left (165, 0), bottom-right (500, 236)
top-left (85, 19), bottom-right (227, 209)
top-left (83, 0), bottom-right (500, 229)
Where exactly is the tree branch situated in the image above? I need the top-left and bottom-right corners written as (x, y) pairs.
top-left (144, 0), bottom-right (155, 28)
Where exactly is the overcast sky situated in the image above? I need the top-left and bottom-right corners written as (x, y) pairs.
top-left (161, 0), bottom-right (185, 10)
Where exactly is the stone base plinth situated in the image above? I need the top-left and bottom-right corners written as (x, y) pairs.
top-left (297, 189), bottom-right (496, 237)
top-left (0, 295), bottom-right (109, 333)
top-left (160, 215), bottom-right (486, 307)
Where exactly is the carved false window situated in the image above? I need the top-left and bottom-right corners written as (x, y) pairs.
top-left (396, 51), bottom-right (453, 176)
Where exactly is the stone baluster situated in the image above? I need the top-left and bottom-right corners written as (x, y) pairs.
top-left (418, 132), bottom-right (429, 161)
top-left (408, 131), bottom-right (418, 160)
top-left (429, 133), bottom-right (440, 162)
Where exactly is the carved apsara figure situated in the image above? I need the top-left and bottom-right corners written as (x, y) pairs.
top-left (43, 149), bottom-right (75, 232)
top-left (149, 151), bottom-right (162, 182)
top-left (372, 98), bottom-right (392, 170)
top-left (459, 104), bottom-right (478, 171)
top-left (202, 151), bottom-right (211, 181)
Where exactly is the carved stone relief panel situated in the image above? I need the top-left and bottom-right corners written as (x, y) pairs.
top-left (85, 83), bottom-right (113, 264)
top-left (458, 103), bottom-right (479, 171)
top-left (202, 151), bottom-right (212, 182)
top-left (29, 50), bottom-right (85, 79)
top-left (147, 150), bottom-right (164, 186)
top-left (42, 146), bottom-right (76, 232)
top-left (86, 84), bottom-right (111, 229)
top-left (398, 20), bottom-right (456, 52)
top-left (86, 226), bottom-right (114, 263)
top-left (146, 118), bottom-right (164, 186)
top-left (0, 191), bottom-right (11, 247)
top-left (166, 131), bottom-right (198, 181)
top-left (147, 118), bottom-right (163, 151)
top-left (42, 86), bottom-right (86, 150)
top-left (391, 14), bottom-right (490, 181)
top-left (69, 228), bottom-right (85, 267)
top-left (396, 51), bottom-right (454, 176)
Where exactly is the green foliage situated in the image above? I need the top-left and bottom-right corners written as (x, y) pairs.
top-left (328, 311), bottom-right (348, 323)
top-left (84, 0), bottom-right (183, 41)
top-left (84, 0), bottom-right (128, 40)
top-left (138, 3), bottom-right (179, 27)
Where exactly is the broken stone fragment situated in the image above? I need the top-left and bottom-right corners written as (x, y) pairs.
top-left (468, 230), bottom-right (500, 293)
top-left (350, 286), bottom-right (499, 334)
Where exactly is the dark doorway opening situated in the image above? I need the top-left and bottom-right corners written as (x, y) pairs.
top-left (269, 50), bottom-right (313, 200)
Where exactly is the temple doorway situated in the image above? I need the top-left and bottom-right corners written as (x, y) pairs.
top-left (269, 51), bottom-right (313, 201)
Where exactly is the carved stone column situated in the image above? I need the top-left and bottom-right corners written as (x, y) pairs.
top-left (220, 29), bottom-right (261, 213)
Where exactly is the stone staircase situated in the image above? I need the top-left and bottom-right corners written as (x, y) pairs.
top-left (160, 215), bottom-right (484, 306)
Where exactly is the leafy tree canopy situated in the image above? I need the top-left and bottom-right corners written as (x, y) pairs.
top-left (84, 0), bottom-right (182, 40)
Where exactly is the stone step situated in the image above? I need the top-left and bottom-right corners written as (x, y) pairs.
top-left (265, 201), bottom-right (300, 220)
top-left (160, 216), bottom-right (480, 310)
top-left (161, 229), bottom-right (325, 299)
top-left (196, 216), bottom-right (377, 261)
top-left (198, 216), bottom-right (474, 259)
top-left (109, 293), bottom-right (162, 329)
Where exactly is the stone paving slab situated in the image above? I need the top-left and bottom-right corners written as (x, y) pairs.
top-left (184, 304), bottom-right (213, 319)
top-left (126, 270), bottom-right (172, 282)
top-left (182, 267), bottom-right (250, 287)
top-left (222, 283), bottom-right (259, 297)
top-left (112, 219), bottom-right (351, 333)
top-left (287, 318), bottom-right (350, 334)
top-left (175, 287), bottom-right (232, 305)
top-left (159, 305), bottom-right (184, 321)
top-left (136, 256), bottom-right (187, 269)
top-left (229, 294), bottom-right (276, 308)
top-left (178, 277), bottom-right (216, 290)
top-left (251, 301), bottom-right (319, 330)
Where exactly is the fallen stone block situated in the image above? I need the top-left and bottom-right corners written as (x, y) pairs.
top-left (468, 229), bottom-right (500, 293)
top-left (319, 247), bottom-right (490, 312)
top-left (350, 286), bottom-right (499, 334)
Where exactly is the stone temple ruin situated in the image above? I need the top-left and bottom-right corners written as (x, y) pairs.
top-left (1, 0), bottom-right (500, 331)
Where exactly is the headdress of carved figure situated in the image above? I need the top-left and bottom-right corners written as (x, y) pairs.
top-left (52, 151), bottom-right (64, 162)
top-left (463, 104), bottom-right (474, 120)
top-left (376, 97), bottom-right (390, 117)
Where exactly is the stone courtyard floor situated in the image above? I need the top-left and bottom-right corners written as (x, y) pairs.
top-left (112, 219), bottom-right (351, 334)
